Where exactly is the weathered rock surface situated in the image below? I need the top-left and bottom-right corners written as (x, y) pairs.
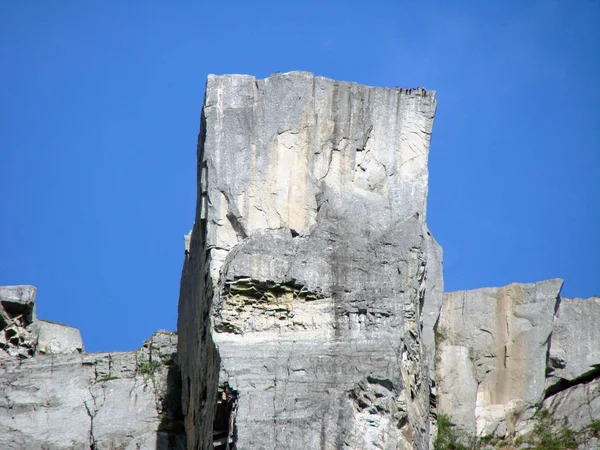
top-left (178, 71), bottom-right (442, 449)
top-left (0, 330), bottom-right (184, 450)
top-left (548, 296), bottom-right (600, 384)
top-left (436, 281), bottom-right (600, 448)
top-left (0, 285), bottom-right (85, 359)
top-left (0, 285), bottom-right (184, 449)
top-left (542, 379), bottom-right (600, 449)
top-left (0, 285), bottom-right (38, 359)
top-left (436, 279), bottom-right (563, 436)
top-left (0, 285), bottom-right (36, 323)
top-left (35, 319), bottom-right (84, 355)
top-left (2, 73), bottom-right (598, 450)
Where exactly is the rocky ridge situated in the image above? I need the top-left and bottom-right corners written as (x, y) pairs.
top-left (177, 72), bottom-right (599, 449)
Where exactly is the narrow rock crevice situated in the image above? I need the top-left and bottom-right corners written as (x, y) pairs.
top-left (220, 189), bottom-right (248, 240)
top-left (213, 382), bottom-right (238, 449)
top-left (545, 365), bottom-right (600, 400)
top-left (83, 387), bottom-right (98, 450)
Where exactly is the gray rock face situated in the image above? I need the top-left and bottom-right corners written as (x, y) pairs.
top-left (177, 71), bottom-right (442, 449)
top-left (35, 319), bottom-right (84, 355)
top-left (3, 73), bottom-right (597, 450)
top-left (0, 330), bottom-right (184, 450)
top-left (0, 285), bottom-right (36, 324)
top-left (0, 285), bottom-right (38, 359)
top-left (436, 279), bottom-right (563, 436)
top-left (542, 379), bottom-right (600, 450)
top-left (0, 285), bottom-right (85, 360)
top-left (548, 296), bottom-right (600, 383)
top-left (0, 285), bottom-right (184, 449)
top-left (436, 282), bottom-right (600, 448)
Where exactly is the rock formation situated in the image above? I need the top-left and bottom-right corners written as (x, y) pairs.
top-left (0, 285), bottom-right (82, 360)
top-left (436, 282), bottom-right (600, 449)
top-left (177, 72), bottom-right (599, 449)
top-left (0, 286), bottom-right (185, 449)
top-left (177, 71), bottom-right (443, 449)
top-left (1, 72), bottom-right (599, 449)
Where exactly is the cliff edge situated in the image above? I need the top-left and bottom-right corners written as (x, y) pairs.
top-left (177, 71), bottom-right (443, 450)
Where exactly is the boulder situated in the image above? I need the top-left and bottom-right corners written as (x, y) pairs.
top-left (34, 319), bottom-right (84, 355)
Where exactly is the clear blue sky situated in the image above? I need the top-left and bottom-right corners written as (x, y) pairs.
top-left (1, 1), bottom-right (598, 352)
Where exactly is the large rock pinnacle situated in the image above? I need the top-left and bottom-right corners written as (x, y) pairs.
top-left (177, 71), bottom-right (443, 449)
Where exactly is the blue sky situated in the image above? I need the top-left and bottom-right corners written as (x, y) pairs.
top-left (1, 1), bottom-right (598, 352)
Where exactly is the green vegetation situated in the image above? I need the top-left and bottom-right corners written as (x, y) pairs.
top-left (433, 414), bottom-right (500, 449)
top-left (522, 409), bottom-right (578, 449)
top-left (433, 414), bottom-right (471, 450)
top-left (433, 410), bottom-right (595, 450)
top-left (588, 419), bottom-right (600, 437)
top-left (137, 359), bottom-right (161, 375)
top-left (434, 326), bottom-right (447, 347)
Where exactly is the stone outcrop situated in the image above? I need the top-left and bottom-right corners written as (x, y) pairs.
top-left (177, 71), bottom-right (443, 449)
top-left (548, 296), bottom-right (600, 384)
top-left (0, 285), bottom-right (38, 359)
top-left (34, 319), bottom-right (84, 355)
top-left (0, 285), bottom-right (84, 360)
top-left (436, 281), bottom-right (600, 447)
top-left (436, 280), bottom-right (563, 436)
top-left (541, 376), bottom-right (600, 450)
top-left (177, 72), bottom-right (600, 449)
top-left (0, 286), bottom-right (185, 449)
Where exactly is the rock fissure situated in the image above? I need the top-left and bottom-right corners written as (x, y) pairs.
top-left (545, 365), bottom-right (600, 400)
top-left (83, 387), bottom-right (98, 450)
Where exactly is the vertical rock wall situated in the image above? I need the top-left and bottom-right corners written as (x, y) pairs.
top-left (177, 72), bottom-right (443, 449)
top-left (436, 279), bottom-right (563, 436)
top-left (436, 282), bottom-right (600, 448)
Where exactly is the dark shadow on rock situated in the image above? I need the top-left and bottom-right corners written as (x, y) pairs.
top-left (156, 352), bottom-right (186, 450)
top-left (213, 382), bottom-right (238, 449)
top-left (545, 364), bottom-right (600, 400)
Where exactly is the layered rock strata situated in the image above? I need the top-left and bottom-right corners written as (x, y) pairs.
top-left (177, 71), bottom-right (443, 449)
top-left (0, 286), bottom-right (184, 449)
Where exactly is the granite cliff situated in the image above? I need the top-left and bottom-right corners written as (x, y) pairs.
top-left (0, 286), bottom-right (185, 449)
top-left (436, 281), bottom-right (600, 449)
top-left (1, 72), bottom-right (598, 449)
top-left (177, 72), bottom-right (600, 449)
top-left (178, 71), bottom-right (442, 450)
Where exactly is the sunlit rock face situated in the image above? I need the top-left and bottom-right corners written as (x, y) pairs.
top-left (547, 295), bottom-right (600, 384)
top-left (436, 279), bottom-right (563, 436)
top-left (177, 71), bottom-right (443, 449)
top-left (0, 285), bottom-right (185, 450)
top-left (0, 331), bottom-right (185, 450)
top-left (436, 281), bottom-right (600, 448)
